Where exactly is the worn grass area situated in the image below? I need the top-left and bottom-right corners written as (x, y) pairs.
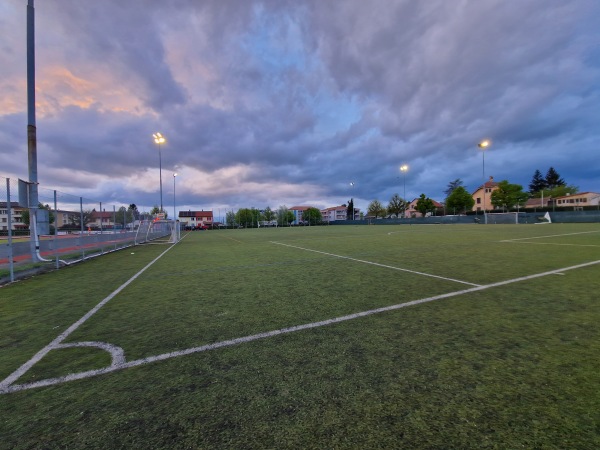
top-left (1, 224), bottom-right (599, 449)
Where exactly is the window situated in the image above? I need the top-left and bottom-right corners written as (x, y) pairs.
top-left (476, 197), bottom-right (481, 204)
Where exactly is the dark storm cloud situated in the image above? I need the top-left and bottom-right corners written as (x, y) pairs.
top-left (1, 0), bottom-right (599, 212)
top-left (44, 0), bottom-right (187, 110)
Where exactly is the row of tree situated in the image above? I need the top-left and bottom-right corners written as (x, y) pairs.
top-left (224, 206), bottom-right (324, 227)
top-left (365, 193), bottom-right (438, 219)
top-left (363, 166), bottom-right (576, 218)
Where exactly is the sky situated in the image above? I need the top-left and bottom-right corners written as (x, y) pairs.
top-left (1, 0), bottom-right (599, 217)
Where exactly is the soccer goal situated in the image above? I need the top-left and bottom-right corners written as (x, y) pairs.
top-left (486, 212), bottom-right (524, 224)
top-left (135, 219), bottom-right (179, 244)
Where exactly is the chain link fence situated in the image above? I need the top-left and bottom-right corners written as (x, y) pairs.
top-left (1, 176), bottom-right (172, 284)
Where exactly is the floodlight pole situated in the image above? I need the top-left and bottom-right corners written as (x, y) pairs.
top-left (153, 133), bottom-right (166, 214)
top-left (349, 182), bottom-right (355, 220)
top-left (159, 142), bottom-right (163, 213)
top-left (400, 165), bottom-right (408, 218)
top-left (27, 0), bottom-right (41, 261)
top-left (478, 140), bottom-right (491, 224)
top-left (173, 173), bottom-right (177, 221)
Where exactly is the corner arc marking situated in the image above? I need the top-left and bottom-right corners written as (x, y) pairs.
top-left (55, 341), bottom-right (126, 367)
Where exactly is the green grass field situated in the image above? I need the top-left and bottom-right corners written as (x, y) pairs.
top-left (1, 223), bottom-right (599, 449)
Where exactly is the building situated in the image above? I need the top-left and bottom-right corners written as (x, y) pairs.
top-left (471, 176), bottom-right (500, 212)
top-left (524, 197), bottom-right (552, 209)
top-left (178, 210), bottom-right (213, 228)
top-left (554, 192), bottom-right (600, 209)
top-left (405, 198), bottom-right (444, 218)
top-left (87, 210), bottom-right (116, 229)
top-left (321, 205), bottom-right (358, 222)
top-left (0, 202), bottom-right (26, 232)
top-left (289, 206), bottom-right (311, 225)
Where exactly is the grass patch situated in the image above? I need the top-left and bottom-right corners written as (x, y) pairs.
top-left (1, 224), bottom-right (599, 448)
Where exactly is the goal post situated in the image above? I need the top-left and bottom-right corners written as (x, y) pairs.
top-left (135, 219), bottom-right (178, 244)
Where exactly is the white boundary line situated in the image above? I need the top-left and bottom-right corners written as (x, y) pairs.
top-left (500, 230), bottom-right (600, 242)
top-left (270, 241), bottom-right (481, 287)
top-left (2, 257), bottom-right (599, 394)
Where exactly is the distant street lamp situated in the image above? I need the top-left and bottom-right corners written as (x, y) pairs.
top-left (173, 173), bottom-right (178, 221)
top-left (349, 182), bottom-right (355, 219)
top-left (400, 164), bottom-right (409, 218)
top-left (478, 140), bottom-right (491, 224)
top-left (153, 132), bottom-right (166, 213)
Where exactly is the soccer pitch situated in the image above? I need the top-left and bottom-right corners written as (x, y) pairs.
top-left (1, 224), bottom-right (599, 448)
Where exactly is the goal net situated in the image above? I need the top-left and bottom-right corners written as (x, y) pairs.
top-left (486, 212), bottom-right (526, 224)
top-left (135, 219), bottom-right (179, 244)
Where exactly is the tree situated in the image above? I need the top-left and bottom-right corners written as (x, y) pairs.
top-left (277, 206), bottom-right (294, 226)
top-left (128, 204), bottom-right (139, 220)
top-left (225, 211), bottom-right (237, 227)
top-left (117, 206), bottom-right (128, 228)
top-left (346, 198), bottom-right (354, 220)
top-left (445, 186), bottom-right (475, 214)
top-left (415, 194), bottom-right (436, 217)
top-left (262, 206), bottom-right (276, 223)
top-left (490, 180), bottom-right (529, 211)
top-left (387, 193), bottom-right (406, 218)
top-left (302, 207), bottom-right (322, 224)
top-left (528, 169), bottom-right (547, 194)
top-left (545, 167), bottom-right (566, 190)
top-left (367, 200), bottom-right (386, 219)
top-left (544, 185), bottom-right (579, 199)
top-left (444, 179), bottom-right (464, 198)
top-left (150, 205), bottom-right (168, 219)
top-left (236, 208), bottom-right (260, 227)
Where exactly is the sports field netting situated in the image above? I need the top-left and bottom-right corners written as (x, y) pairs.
top-left (1, 224), bottom-right (599, 448)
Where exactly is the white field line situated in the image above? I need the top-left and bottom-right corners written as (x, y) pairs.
top-left (502, 242), bottom-right (600, 248)
top-left (0, 242), bottom-right (179, 394)
top-left (270, 241), bottom-right (481, 287)
top-left (2, 258), bottom-right (599, 394)
top-left (500, 230), bottom-right (600, 242)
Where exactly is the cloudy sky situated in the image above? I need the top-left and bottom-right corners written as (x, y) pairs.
top-left (1, 0), bottom-right (599, 216)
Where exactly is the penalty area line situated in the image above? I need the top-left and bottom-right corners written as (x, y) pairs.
top-left (270, 241), bottom-right (480, 287)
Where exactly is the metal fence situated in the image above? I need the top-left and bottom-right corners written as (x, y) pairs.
top-left (1, 176), bottom-right (171, 284)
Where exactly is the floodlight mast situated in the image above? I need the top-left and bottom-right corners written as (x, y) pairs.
top-left (153, 133), bottom-right (166, 214)
top-left (27, 0), bottom-right (41, 261)
top-left (173, 173), bottom-right (177, 221)
top-left (400, 164), bottom-right (408, 218)
top-left (478, 140), bottom-right (491, 224)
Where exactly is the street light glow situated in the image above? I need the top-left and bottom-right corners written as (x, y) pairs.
top-left (153, 132), bottom-right (165, 144)
top-left (478, 139), bottom-right (491, 149)
top-left (400, 164), bottom-right (408, 172)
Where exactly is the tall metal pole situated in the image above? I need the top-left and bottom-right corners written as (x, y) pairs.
top-left (153, 133), bottom-right (166, 214)
top-left (400, 165), bottom-right (408, 218)
top-left (27, 0), bottom-right (40, 260)
top-left (482, 150), bottom-right (486, 224)
top-left (159, 142), bottom-right (163, 213)
top-left (173, 173), bottom-right (177, 221)
top-left (478, 140), bottom-right (490, 224)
